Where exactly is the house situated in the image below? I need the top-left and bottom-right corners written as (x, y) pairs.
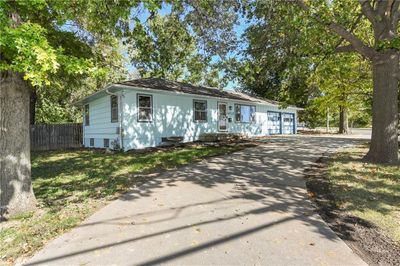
top-left (75, 78), bottom-right (300, 151)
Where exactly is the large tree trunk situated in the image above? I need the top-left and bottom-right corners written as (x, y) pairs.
top-left (365, 53), bottom-right (399, 164)
top-left (0, 71), bottom-right (36, 220)
top-left (339, 105), bottom-right (349, 134)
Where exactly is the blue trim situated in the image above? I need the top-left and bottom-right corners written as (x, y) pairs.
top-left (267, 111), bottom-right (282, 135)
top-left (281, 112), bottom-right (295, 134)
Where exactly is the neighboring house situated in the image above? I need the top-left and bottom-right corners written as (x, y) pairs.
top-left (75, 78), bottom-right (300, 151)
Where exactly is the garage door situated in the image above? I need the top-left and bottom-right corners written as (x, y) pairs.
top-left (282, 113), bottom-right (295, 134)
top-left (267, 112), bottom-right (281, 134)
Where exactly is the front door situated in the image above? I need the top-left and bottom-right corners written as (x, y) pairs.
top-left (218, 102), bottom-right (228, 131)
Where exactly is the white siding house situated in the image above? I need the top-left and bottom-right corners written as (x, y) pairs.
top-left (76, 79), bottom-right (300, 151)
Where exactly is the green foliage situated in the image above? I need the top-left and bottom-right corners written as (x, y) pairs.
top-left (229, 0), bottom-right (375, 127)
top-left (130, 14), bottom-right (196, 80)
top-left (0, 0), bottom-right (136, 87)
top-left (1, 22), bottom-right (61, 86)
top-left (377, 37), bottom-right (400, 51)
top-left (0, 0), bottom-right (141, 123)
top-left (128, 13), bottom-right (224, 87)
top-left (228, 2), bottom-right (331, 108)
top-left (307, 53), bottom-right (372, 128)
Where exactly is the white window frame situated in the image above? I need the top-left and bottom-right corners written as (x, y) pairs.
top-left (137, 94), bottom-right (153, 122)
top-left (193, 99), bottom-right (207, 122)
top-left (110, 95), bottom-right (118, 123)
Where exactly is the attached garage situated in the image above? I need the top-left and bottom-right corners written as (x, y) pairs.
top-left (267, 111), bottom-right (281, 134)
top-left (282, 113), bottom-right (295, 134)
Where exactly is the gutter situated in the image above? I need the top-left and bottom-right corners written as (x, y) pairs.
top-left (75, 83), bottom-right (301, 111)
top-left (112, 84), bottom-right (300, 110)
top-left (105, 88), bottom-right (124, 150)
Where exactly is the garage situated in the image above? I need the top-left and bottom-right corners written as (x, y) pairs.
top-left (282, 113), bottom-right (295, 134)
top-left (267, 111), bottom-right (281, 134)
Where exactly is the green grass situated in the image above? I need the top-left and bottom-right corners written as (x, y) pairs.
top-left (0, 145), bottom-right (241, 265)
top-left (328, 146), bottom-right (400, 243)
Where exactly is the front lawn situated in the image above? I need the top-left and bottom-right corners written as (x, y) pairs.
top-left (328, 146), bottom-right (400, 243)
top-left (0, 144), bottom-right (243, 265)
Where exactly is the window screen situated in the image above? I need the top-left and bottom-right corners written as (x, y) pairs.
top-left (235, 104), bottom-right (256, 123)
top-left (193, 100), bottom-right (207, 122)
top-left (137, 94), bottom-right (152, 122)
top-left (111, 95), bottom-right (118, 123)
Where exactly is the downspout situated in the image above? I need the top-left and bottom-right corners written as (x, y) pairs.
top-left (82, 106), bottom-right (85, 147)
top-left (120, 91), bottom-right (124, 150)
top-left (106, 88), bottom-right (124, 150)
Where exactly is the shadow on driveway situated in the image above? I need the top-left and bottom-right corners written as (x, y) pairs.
top-left (26, 136), bottom-right (367, 266)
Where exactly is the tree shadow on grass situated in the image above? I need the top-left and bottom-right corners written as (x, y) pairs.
top-left (25, 136), bottom-right (369, 265)
top-left (328, 148), bottom-right (400, 216)
top-left (31, 146), bottom-right (240, 211)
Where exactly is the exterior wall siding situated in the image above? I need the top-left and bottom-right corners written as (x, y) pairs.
top-left (83, 87), bottom-right (297, 150)
top-left (83, 95), bottom-right (120, 148)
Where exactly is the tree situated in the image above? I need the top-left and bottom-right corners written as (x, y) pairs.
top-left (241, 0), bottom-right (399, 163)
top-left (308, 53), bottom-right (372, 133)
top-left (293, 0), bottom-right (399, 163)
top-left (33, 41), bottom-right (128, 124)
top-left (0, 0), bottom-right (154, 219)
top-left (229, 2), bottom-right (333, 108)
top-left (128, 12), bottom-right (227, 87)
top-left (0, 0), bottom-right (241, 218)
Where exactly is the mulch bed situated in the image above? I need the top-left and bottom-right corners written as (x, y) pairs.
top-left (304, 156), bottom-right (400, 266)
top-left (124, 139), bottom-right (258, 154)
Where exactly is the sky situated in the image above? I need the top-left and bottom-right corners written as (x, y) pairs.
top-left (125, 3), bottom-right (251, 91)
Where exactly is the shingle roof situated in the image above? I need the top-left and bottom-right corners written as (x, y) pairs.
top-left (75, 78), bottom-right (299, 109)
top-left (117, 78), bottom-right (248, 101)
top-left (117, 78), bottom-right (294, 107)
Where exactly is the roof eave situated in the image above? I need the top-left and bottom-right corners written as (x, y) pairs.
top-left (74, 81), bottom-right (302, 110)
top-left (73, 84), bottom-right (122, 106)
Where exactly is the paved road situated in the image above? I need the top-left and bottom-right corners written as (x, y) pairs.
top-left (26, 136), bottom-right (367, 266)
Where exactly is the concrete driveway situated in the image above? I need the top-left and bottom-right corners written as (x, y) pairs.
top-left (26, 136), bottom-right (367, 266)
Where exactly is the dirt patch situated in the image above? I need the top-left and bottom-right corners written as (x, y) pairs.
top-left (305, 156), bottom-right (400, 266)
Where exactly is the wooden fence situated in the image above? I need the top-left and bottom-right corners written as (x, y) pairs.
top-left (30, 123), bottom-right (83, 151)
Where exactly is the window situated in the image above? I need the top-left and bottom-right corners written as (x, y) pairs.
top-left (84, 104), bottom-right (90, 126)
top-left (268, 113), bottom-right (280, 122)
top-left (137, 94), bottom-right (152, 122)
top-left (110, 95), bottom-right (118, 123)
top-left (104, 138), bottom-right (109, 148)
top-left (90, 138), bottom-right (94, 147)
top-left (193, 100), bottom-right (207, 122)
top-left (235, 104), bottom-right (256, 123)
